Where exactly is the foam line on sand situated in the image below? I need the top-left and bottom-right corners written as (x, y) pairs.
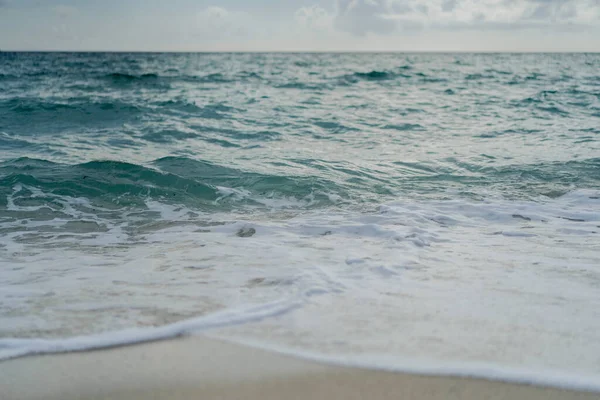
top-left (1, 335), bottom-right (598, 400)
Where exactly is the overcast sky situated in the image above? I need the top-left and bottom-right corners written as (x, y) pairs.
top-left (1, 0), bottom-right (599, 51)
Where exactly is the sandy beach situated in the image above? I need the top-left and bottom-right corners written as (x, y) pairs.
top-left (1, 335), bottom-right (598, 400)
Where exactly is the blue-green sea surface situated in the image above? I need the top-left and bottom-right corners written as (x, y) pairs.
top-left (0, 53), bottom-right (599, 390)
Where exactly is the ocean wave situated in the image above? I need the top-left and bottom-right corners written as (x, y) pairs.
top-left (0, 157), bottom-right (345, 212)
top-left (102, 71), bottom-right (236, 85)
top-left (0, 158), bottom-right (217, 210)
top-left (390, 158), bottom-right (600, 200)
top-left (0, 73), bottom-right (18, 81)
top-left (465, 73), bottom-right (495, 80)
top-left (339, 69), bottom-right (412, 83)
top-left (189, 72), bottom-right (235, 83)
top-left (380, 123), bottom-right (426, 131)
top-left (102, 72), bottom-right (171, 89)
top-left (275, 82), bottom-right (331, 90)
top-left (153, 156), bottom-right (342, 202)
top-left (1, 152), bottom-right (597, 209)
top-left (195, 126), bottom-right (282, 141)
top-left (0, 132), bottom-right (37, 150)
top-left (150, 100), bottom-right (243, 119)
top-left (106, 72), bottom-right (160, 81)
top-left (0, 98), bottom-right (143, 130)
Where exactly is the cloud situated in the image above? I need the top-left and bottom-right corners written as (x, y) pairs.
top-left (334, 0), bottom-right (397, 36)
top-left (337, 0), bottom-right (600, 33)
top-left (441, 0), bottom-right (458, 12)
top-left (295, 5), bottom-right (333, 31)
top-left (196, 6), bottom-right (250, 40)
top-left (288, 0), bottom-right (600, 42)
top-left (2, 0), bottom-right (599, 51)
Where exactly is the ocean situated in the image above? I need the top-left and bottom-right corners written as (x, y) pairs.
top-left (0, 52), bottom-right (599, 390)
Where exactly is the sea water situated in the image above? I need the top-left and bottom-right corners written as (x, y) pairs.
top-left (1, 52), bottom-right (599, 390)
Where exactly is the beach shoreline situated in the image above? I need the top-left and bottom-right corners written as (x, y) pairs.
top-left (1, 335), bottom-right (598, 400)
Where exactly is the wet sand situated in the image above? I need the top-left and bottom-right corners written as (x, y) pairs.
top-left (1, 335), bottom-right (598, 400)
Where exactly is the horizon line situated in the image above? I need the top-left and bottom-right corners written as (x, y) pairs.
top-left (1, 50), bottom-right (599, 54)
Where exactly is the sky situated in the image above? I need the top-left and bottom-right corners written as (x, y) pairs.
top-left (0, 0), bottom-right (599, 51)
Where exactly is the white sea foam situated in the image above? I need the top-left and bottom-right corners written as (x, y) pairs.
top-left (0, 299), bottom-right (301, 360)
top-left (207, 336), bottom-right (600, 393)
top-left (1, 189), bottom-right (600, 392)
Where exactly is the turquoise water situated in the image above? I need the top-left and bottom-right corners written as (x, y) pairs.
top-left (1, 53), bottom-right (600, 389)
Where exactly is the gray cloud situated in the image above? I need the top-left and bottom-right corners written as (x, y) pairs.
top-left (334, 0), bottom-right (397, 36)
top-left (415, 4), bottom-right (428, 15)
top-left (525, 0), bottom-right (578, 20)
top-left (513, 0), bottom-right (599, 25)
top-left (498, 0), bottom-right (597, 23)
top-left (388, 1), bottom-right (413, 14)
top-left (441, 0), bottom-right (458, 12)
top-left (343, 0), bottom-right (600, 34)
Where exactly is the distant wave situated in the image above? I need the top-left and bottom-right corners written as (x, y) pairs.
top-left (106, 72), bottom-right (160, 81)
top-left (0, 98), bottom-right (143, 129)
top-left (342, 69), bottom-right (412, 82)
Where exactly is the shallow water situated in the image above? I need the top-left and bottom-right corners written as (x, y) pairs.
top-left (1, 52), bottom-right (599, 390)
